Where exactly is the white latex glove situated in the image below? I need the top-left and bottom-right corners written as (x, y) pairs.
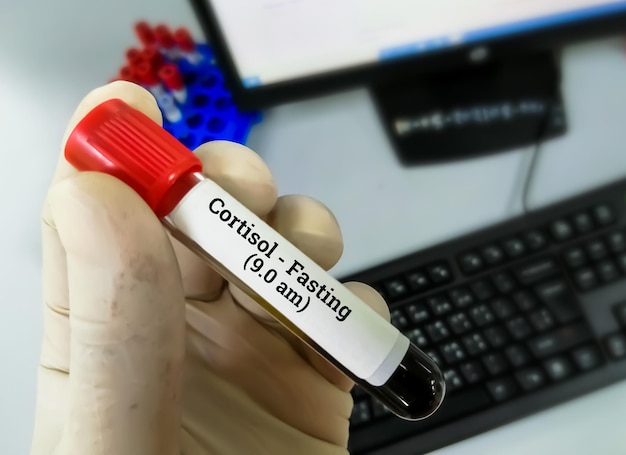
top-left (31, 81), bottom-right (390, 455)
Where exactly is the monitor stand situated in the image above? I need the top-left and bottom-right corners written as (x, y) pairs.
top-left (370, 51), bottom-right (567, 165)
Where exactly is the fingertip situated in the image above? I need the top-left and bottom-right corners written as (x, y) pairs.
top-left (344, 282), bottom-right (390, 322)
top-left (194, 141), bottom-right (278, 216)
top-left (48, 171), bottom-right (170, 265)
top-left (267, 195), bottom-right (344, 271)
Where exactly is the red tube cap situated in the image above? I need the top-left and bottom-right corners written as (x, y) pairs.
top-left (135, 21), bottom-right (155, 47)
top-left (65, 99), bottom-right (202, 216)
top-left (155, 24), bottom-right (175, 49)
top-left (135, 61), bottom-right (159, 86)
top-left (159, 64), bottom-right (184, 90)
top-left (125, 48), bottom-right (143, 67)
top-left (143, 46), bottom-right (164, 70)
top-left (173, 28), bottom-right (195, 52)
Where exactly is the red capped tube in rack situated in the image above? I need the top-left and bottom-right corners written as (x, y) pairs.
top-left (159, 64), bottom-right (187, 103)
top-left (154, 24), bottom-right (178, 59)
top-left (134, 21), bottom-right (155, 47)
top-left (119, 66), bottom-right (139, 85)
top-left (142, 46), bottom-right (164, 71)
top-left (125, 48), bottom-right (143, 67)
top-left (64, 99), bottom-right (446, 423)
top-left (174, 27), bottom-right (202, 64)
top-left (135, 62), bottom-right (165, 97)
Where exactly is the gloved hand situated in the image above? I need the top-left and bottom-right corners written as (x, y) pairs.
top-left (31, 81), bottom-right (390, 455)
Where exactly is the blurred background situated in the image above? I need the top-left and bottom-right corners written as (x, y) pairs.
top-left (3, 0), bottom-right (626, 453)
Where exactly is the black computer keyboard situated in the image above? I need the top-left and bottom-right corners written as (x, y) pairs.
top-left (343, 178), bottom-right (626, 454)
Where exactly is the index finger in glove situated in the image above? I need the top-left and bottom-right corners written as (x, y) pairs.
top-left (33, 82), bottom-right (184, 455)
top-left (40, 172), bottom-right (185, 455)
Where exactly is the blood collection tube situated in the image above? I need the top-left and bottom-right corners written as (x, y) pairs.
top-left (125, 48), bottom-right (143, 67)
top-left (135, 62), bottom-right (166, 98)
top-left (118, 66), bottom-right (139, 85)
top-left (134, 21), bottom-right (155, 47)
top-left (142, 46), bottom-right (164, 71)
top-left (159, 64), bottom-right (187, 103)
top-left (154, 24), bottom-right (178, 59)
top-left (155, 91), bottom-right (183, 123)
top-left (173, 27), bottom-right (202, 64)
top-left (64, 99), bottom-right (446, 421)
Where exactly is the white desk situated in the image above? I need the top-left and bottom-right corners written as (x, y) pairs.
top-left (2, 1), bottom-right (626, 453)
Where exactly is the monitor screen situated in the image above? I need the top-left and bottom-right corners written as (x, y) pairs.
top-left (192, 0), bottom-right (626, 106)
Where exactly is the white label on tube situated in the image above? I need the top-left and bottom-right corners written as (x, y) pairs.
top-left (167, 179), bottom-right (403, 384)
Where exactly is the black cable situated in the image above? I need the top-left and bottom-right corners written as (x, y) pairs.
top-left (515, 50), bottom-right (565, 215)
top-left (518, 97), bottom-right (561, 214)
top-left (520, 140), bottom-right (542, 214)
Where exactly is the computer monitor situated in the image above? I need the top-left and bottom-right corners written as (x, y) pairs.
top-left (190, 0), bottom-right (626, 109)
top-left (190, 1), bottom-right (626, 162)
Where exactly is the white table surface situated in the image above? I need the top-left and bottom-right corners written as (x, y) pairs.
top-left (2, 1), bottom-right (626, 453)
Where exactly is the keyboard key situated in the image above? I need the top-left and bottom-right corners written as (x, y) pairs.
top-left (350, 401), bottom-right (371, 426)
top-left (515, 366), bottom-right (547, 391)
top-left (462, 332), bottom-right (489, 356)
top-left (513, 291), bottom-right (538, 312)
top-left (607, 231), bottom-right (626, 253)
top-left (443, 368), bottom-right (464, 392)
top-left (428, 263), bottom-right (453, 284)
top-left (484, 326), bottom-right (510, 348)
top-left (535, 280), bottom-right (582, 324)
top-left (425, 320), bottom-right (451, 343)
top-left (447, 312), bottom-right (473, 335)
top-left (614, 302), bottom-right (626, 327)
top-left (618, 253), bottom-right (626, 273)
top-left (528, 322), bottom-right (593, 358)
top-left (427, 295), bottom-right (453, 316)
top-left (528, 309), bottom-right (555, 332)
top-left (586, 239), bottom-right (608, 261)
top-left (348, 388), bottom-right (491, 453)
top-left (551, 219), bottom-right (574, 242)
top-left (425, 349), bottom-right (443, 367)
top-left (407, 328), bottom-right (429, 348)
top-left (459, 253), bottom-right (484, 274)
top-left (482, 352), bottom-right (508, 376)
top-left (471, 280), bottom-right (495, 301)
top-left (406, 303), bottom-right (430, 324)
top-left (572, 345), bottom-right (603, 371)
top-left (563, 247), bottom-right (587, 269)
top-left (596, 260), bottom-right (619, 283)
top-left (573, 212), bottom-right (594, 234)
top-left (593, 204), bottom-right (615, 226)
top-left (544, 356), bottom-right (574, 381)
top-left (390, 309), bottom-right (409, 329)
top-left (507, 316), bottom-right (533, 340)
top-left (492, 272), bottom-right (517, 293)
top-left (406, 270), bottom-right (430, 292)
top-left (505, 344), bottom-right (532, 368)
top-left (525, 230), bottom-right (549, 251)
top-left (604, 333), bottom-right (626, 360)
top-left (516, 258), bottom-right (559, 285)
top-left (481, 244), bottom-right (505, 265)
top-left (491, 298), bottom-right (516, 320)
top-left (574, 268), bottom-right (598, 291)
top-left (449, 287), bottom-right (475, 308)
top-left (486, 377), bottom-right (518, 402)
top-left (470, 304), bottom-right (496, 327)
top-left (459, 361), bottom-right (485, 384)
top-left (383, 278), bottom-right (408, 300)
top-left (503, 237), bottom-right (526, 258)
top-left (440, 341), bottom-right (467, 364)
